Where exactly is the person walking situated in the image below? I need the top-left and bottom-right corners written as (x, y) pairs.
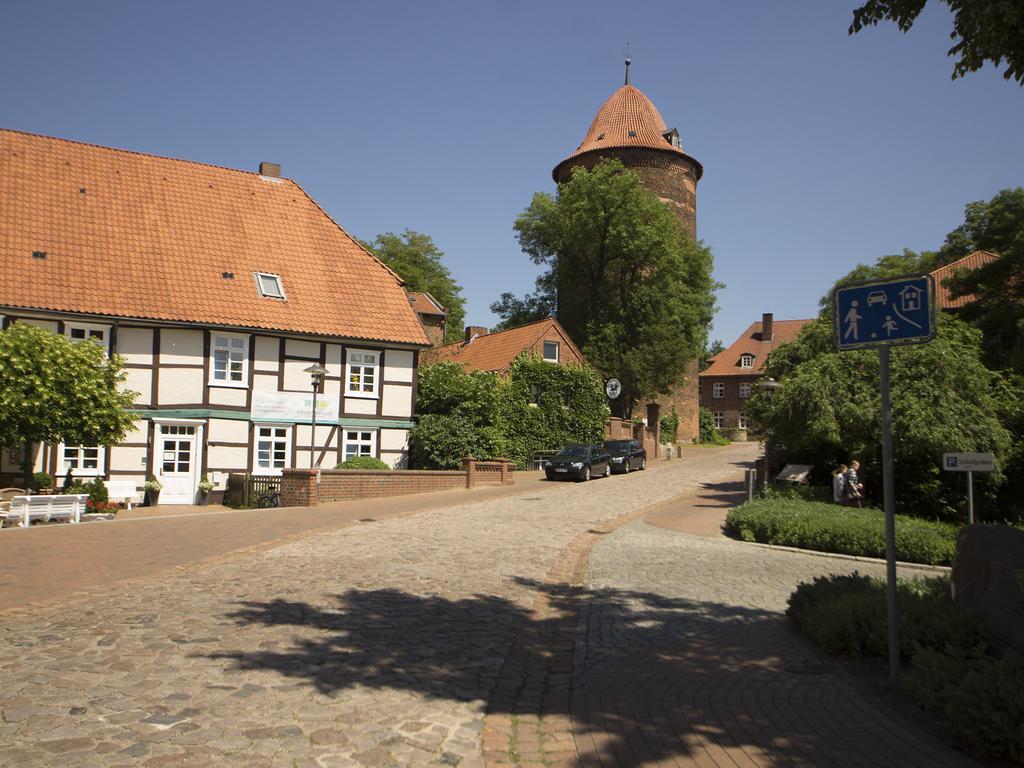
top-left (832, 465), bottom-right (848, 504)
top-left (844, 460), bottom-right (864, 507)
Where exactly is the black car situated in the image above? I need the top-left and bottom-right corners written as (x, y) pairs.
top-left (604, 439), bottom-right (646, 474)
top-left (544, 444), bottom-right (612, 481)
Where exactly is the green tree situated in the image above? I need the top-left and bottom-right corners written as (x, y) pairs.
top-left (362, 230), bottom-right (467, 344)
top-left (507, 159), bottom-right (717, 414)
top-left (701, 338), bottom-right (725, 371)
top-left (849, 0), bottom-right (1024, 84)
top-left (0, 323), bottom-right (138, 486)
top-left (822, 249), bottom-right (940, 310)
top-left (942, 188), bottom-right (1024, 372)
top-left (747, 314), bottom-right (1013, 521)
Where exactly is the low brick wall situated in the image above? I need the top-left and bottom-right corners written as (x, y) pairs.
top-left (280, 458), bottom-right (515, 507)
top-left (318, 469), bottom-right (465, 502)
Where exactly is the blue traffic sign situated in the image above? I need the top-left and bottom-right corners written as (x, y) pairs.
top-left (833, 274), bottom-right (936, 350)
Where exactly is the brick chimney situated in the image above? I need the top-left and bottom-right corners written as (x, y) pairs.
top-left (762, 313), bottom-right (774, 342)
top-left (464, 326), bottom-right (488, 343)
top-left (259, 162), bottom-right (281, 178)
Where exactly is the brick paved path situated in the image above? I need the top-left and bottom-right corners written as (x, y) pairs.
top-left (0, 446), bottom-right (753, 767)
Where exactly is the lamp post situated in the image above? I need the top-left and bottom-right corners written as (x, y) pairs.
top-left (757, 377), bottom-right (782, 490)
top-left (304, 363), bottom-right (328, 469)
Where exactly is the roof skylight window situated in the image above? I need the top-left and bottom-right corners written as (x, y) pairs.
top-left (254, 272), bottom-right (285, 299)
top-left (627, 130), bottom-right (637, 137)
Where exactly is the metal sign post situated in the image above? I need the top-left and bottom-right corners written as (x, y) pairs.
top-left (942, 452), bottom-right (995, 525)
top-left (834, 273), bottom-right (936, 684)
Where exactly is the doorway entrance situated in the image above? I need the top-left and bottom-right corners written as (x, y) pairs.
top-left (154, 421), bottom-right (204, 504)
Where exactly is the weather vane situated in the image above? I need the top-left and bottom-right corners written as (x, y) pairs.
top-left (623, 42), bottom-right (632, 85)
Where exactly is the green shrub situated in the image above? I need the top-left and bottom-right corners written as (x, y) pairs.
top-left (788, 573), bottom-right (1024, 761)
top-left (335, 456), bottom-right (390, 470)
top-left (659, 410), bottom-right (679, 444)
top-left (32, 471), bottom-right (53, 490)
top-left (698, 407), bottom-right (729, 445)
top-left (724, 498), bottom-right (958, 565)
top-left (82, 477), bottom-right (108, 504)
top-left (409, 413), bottom-right (500, 470)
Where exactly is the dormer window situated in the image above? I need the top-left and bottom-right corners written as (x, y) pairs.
top-left (740, 353), bottom-right (755, 368)
top-left (254, 272), bottom-right (285, 299)
top-left (662, 128), bottom-right (681, 148)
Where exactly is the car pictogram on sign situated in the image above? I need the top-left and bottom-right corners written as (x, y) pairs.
top-left (867, 291), bottom-right (887, 306)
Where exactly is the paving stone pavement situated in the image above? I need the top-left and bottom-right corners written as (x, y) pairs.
top-left (566, 521), bottom-right (981, 767)
top-left (0, 444), bottom-right (756, 767)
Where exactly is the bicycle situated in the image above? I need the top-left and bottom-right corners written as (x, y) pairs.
top-left (256, 489), bottom-right (281, 508)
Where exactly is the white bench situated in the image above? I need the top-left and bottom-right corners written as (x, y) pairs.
top-left (107, 480), bottom-right (142, 510)
top-left (9, 494), bottom-right (87, 527)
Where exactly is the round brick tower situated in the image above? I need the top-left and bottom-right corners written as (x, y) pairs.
top-left (552, 63), bottom-right (703, 238)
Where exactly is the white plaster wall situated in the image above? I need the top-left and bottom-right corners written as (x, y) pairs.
top-left (344, 397), bottom-right (377, 415)
top-left (110, 445), bottom-right (148, 472)
top-left (208, 419), bottom-right (249, 443)
top-left (381, 384), bottom-right (413, 417)
top-left (383, 349), bottom-right (414, 383)
top-left (254, 336), bottom-right (279, 370)
top-left (160, 328), bottom-right (203, 365)
top-left (116, 327), bottom-right (153, 365)
top-left (207, 444), bottom-right (247, 471)
top-left (18, 318), bottom-right (58, 331)
top-left (209, 387), bottom-right (247, 407)
top-left (379, 428), bottom-right (410, 452)
top-left (381, 451), bottom-right (408, 469)
top-left (286, 338), bottom-right (320, 359)
top-left (253, 373), bottom-right (279, 392)
top-left (295, 424), bottom-right (336, 446)
top-left (283, 358), bottom-right (318, 392)
top-left (122, 368), bottom-right (152, 406)
top-left (158, 367), bottom-right (204, 404)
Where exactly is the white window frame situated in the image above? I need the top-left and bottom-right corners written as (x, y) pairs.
top-left (65, 322), bottom-right (110, 355)
top-left (210, 333), bottom-right (249, 388)
top-left (712, 382), bottom-right (725, 399)
top-left (253, 423), bottom-right (291, 476)
top-left (738, 411), bottom-right (751, 429)
top-left (542, 341), bottom-right (560, 363)
top-left (59, 443), bottom-right (105, 477)
top-left (740, 353), bottom-right (755, 368)
top-left (713, 411), bottom-right (725, 429)
top-left (254, 272), bottom-right (286, 300)
top-left (345, 348), bottom-right (380, 399)
top-left (342, 429), bottom-right (377, 461)
top-left (739, 382), bottom-right (752, 399)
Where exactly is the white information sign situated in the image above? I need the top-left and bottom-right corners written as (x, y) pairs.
top-left (942, 453), bottom-right (995, 473)
top-left (251, 391), bottom-right (339, 423)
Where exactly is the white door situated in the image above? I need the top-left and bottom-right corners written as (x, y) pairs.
top-left (157, 423), bottom-right (201, 504)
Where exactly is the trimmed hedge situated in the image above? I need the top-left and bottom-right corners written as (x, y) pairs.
top-left (788, 574), bottom-right (1024, 762)
top-left (335, 456), bottom-right (390, 470)
top-left (724, 498), bottom-right (958, 565)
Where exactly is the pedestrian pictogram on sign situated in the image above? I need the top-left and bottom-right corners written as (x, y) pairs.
top-left (833, 274), bottom-right (936, 351)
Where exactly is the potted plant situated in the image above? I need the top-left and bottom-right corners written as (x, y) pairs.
top-left (143, 475), bottom-right (162, 506)
top-left (197, 475), bottom-right (216, 504)
top-left (32, 471), bottom-right (54, 495)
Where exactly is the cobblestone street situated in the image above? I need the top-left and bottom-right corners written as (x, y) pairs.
top-left (0, 444), bottom-right (979, 767)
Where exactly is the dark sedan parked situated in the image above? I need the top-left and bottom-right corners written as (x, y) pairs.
top-left (544, 444), bottom-right (612, 482)
top-left (604, 439), bottom-right (646, 474)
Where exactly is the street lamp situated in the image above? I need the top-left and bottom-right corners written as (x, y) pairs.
top-left (304, 363), bottom-right (328, 469)
top-left (756, 377), bottom-right (782, 492)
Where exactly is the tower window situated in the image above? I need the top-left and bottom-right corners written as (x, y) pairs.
top-left (627, 130), bottom-right (637, 138)
top-left (596, 133), bottom-right (605, 140)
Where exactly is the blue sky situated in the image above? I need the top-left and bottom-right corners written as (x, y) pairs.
top-left (3, 1), bottom-right (1022, 346)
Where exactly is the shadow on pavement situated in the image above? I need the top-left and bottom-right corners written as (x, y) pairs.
top-left (209, 577), bottom-right (948, 767)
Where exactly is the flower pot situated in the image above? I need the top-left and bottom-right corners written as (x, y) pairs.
top-left (145, 489), bottom-right (160, 507)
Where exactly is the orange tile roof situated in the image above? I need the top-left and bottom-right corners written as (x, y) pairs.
top-left (930, 250), bottom-right (998, 309)
top-left (701, 318), bottom-right (814, 378)
top-left (408, 291), bottom-right (446, 317)
top-left (425, 317), bottom-right (583, 373)
top-left (553, 84), bottom-right (703, 181)
top-left (0, 129), bottom-right (429, 346)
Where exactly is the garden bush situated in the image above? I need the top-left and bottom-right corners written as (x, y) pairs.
top-left (659, 409), bottom-right (679, 444)
top-left (787, 573), bottom-right (1024, 761)
top-left (698, 407), bottom-right (729, 445)
top-left (335, 456), bottom-right (390, 470)
top-left (724, 498), bottom-right (958, 565)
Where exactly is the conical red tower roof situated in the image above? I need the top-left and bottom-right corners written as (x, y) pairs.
top-left (553, 84), bottom-right (702, 182)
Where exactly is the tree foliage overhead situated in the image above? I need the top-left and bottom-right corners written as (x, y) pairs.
top-left (502, 159), bottom-right (717, 413)
top-left (849, 0), bottom-right (1024, 84)
top-left (746, 314), bottom-right (1014, 521)
top-left (361, 230), bottom-right (467, 344)
top-left (0, 322), bottom-right (138, 484)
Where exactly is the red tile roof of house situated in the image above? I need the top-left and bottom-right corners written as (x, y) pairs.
top-left (701, 318), bottom-right (814, 378)
top-left (408, 291), bottom-right (446, 317)
top-left (930, 250), bottom-right (999, 309)
top-left (553, 84), bottom-right (703, 181)
top-left (425, 317), bottom-right (583, 374)
top-left (0, 129), bottom-right (429, 346)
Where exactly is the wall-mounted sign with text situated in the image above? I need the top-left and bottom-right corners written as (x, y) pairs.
top-left (250, 391), bottom-right (340, 423)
